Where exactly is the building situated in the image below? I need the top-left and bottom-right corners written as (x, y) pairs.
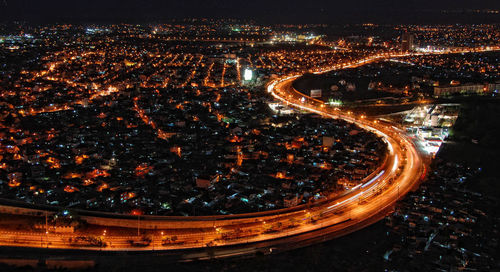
top-left (433, 83), bottom-right (490, 97)
top-left (488, 82), bottom-right (500, 93)
top-left (401, 32), bottom-right (415, 52)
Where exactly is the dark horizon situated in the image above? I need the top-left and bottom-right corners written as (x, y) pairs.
top-left (1, 0), bottom-right (500, 25)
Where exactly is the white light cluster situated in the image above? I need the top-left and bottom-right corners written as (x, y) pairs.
top-left (243, 68), bottom-right (253, 81)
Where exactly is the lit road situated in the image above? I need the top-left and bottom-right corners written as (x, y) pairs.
top-left (0, 46), bottom-right (498, 260)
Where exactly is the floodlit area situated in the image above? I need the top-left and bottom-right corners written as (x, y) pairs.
top-left (390, 104), bottom-right (460, 155)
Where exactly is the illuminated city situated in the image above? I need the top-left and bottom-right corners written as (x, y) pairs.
top-left (0, 1), bottom-right (499, 271)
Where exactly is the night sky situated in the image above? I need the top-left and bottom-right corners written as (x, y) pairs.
top-left (1, 0), bottom-right (500, 24)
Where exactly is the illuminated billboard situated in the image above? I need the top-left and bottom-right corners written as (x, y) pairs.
top-left (310, 89), bottom-right (322, 98)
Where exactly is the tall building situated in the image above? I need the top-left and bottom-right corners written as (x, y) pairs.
top-left (401, 32), bottom-right (414, 52)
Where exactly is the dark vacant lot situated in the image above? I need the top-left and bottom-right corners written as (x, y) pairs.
top-left (439, 97), bottom-right (500, 197)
